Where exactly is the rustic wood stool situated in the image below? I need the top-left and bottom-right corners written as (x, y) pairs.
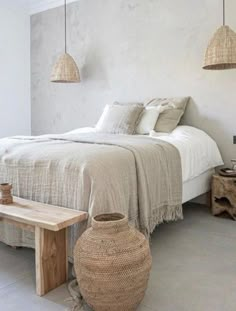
top-left (211, 174), bottom-right (236, 220)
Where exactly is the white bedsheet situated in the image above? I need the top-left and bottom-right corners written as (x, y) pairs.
top-left (67, 125), bottom-right (224, 183)
top-left (150, 126), bottom-right (224, 182)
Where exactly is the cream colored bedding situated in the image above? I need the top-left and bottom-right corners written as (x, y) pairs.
top-left (0, 132), bottom-right (182, 256)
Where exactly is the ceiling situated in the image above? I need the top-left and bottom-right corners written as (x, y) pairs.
top-left (0, 0), bottom-right (78, 15)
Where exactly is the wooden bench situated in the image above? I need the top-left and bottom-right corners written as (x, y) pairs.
top-left (0, 197), bottom-right (88, 296)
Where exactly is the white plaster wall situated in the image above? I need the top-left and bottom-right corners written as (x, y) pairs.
top-left (0, 6), bottom-right (31, 137)
top-left (31, 0), bottom-right (236, 166)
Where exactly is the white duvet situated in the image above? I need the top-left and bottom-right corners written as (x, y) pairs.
top-left (150, 126), bottom-right (224, 182)
top-left (69, 125), bottom-right (224, 183)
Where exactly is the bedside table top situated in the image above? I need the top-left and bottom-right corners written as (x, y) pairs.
top-left (213, 174), bottom-right (236, 180)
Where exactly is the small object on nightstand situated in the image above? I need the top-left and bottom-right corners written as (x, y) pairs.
top-left (231, 159), bottom-right (236, 171)
top-left (0, 183), bottom-right (13, 204)
top-left (211, 174), bottom-right (236, 220)
top-left (219, 168), bottom-right (236, 177)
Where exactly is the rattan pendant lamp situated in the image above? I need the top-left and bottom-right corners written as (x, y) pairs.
top-left (51, 0), bottom-right (80, 82)
top-left (203, 0), bottom-right (236, 70)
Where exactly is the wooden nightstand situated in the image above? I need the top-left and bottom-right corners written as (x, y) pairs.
top-left (211, 174), bottom-right (236, 220)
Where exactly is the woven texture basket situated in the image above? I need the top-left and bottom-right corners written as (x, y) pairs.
top-left (203, 25), bottom-right (236, 70)
top-left (74, 213), bottom-right (152, 311)
top-left (51, 52), bottom-right (80, 82)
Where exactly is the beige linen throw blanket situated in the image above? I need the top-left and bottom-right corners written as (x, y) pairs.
top-left (0, 132), bottom-right (182, 257)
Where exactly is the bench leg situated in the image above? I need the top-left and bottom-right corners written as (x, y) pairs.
top-left (35, 227), bottom-right (68, 296)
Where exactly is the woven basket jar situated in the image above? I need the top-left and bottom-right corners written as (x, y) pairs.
top-left (74, 213), bottom-right (152, 311)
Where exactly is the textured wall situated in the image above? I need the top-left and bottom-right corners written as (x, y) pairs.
top-left (31, 0), bottom-right (236, 166)
top-left (0, 6), bottom-right (30, 137)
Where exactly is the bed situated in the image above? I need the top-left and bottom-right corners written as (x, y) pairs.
top-left (0, 125), bottom-right (223, 257)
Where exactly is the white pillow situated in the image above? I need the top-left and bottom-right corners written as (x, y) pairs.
top-left (113, 101), bottom-right (143, 107)
top-left (96, 104), bottom-right (143, 134)
top-left (135, 106), bottom-right (165, 135)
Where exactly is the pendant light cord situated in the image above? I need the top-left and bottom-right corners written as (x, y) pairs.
top-left (64, 0), bottom-right (67, 53)
top-left (223, 0), bottom-right (225, 25)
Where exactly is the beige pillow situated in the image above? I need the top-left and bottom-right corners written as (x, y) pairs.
top-left (146, 97), bottom-right (189, 133)
top-left (96, 104), bottom-right (143, 134)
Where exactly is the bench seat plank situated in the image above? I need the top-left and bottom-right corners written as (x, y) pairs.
top-left (0, 196), bottom-right (88, 231)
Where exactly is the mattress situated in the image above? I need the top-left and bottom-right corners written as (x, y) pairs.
top-left (182, 169), bottom-right (214, 203)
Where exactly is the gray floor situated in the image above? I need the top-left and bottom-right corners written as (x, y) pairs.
top-left (0, 203), bottom-right (236, 311)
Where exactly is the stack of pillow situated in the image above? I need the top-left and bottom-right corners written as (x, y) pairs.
top-left (96, 97), bottom-right (190, 135)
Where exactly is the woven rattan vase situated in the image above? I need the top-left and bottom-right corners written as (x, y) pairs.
top-left (203, 25), bottom-right (236, 70)
top-left (74, 213), bottom-right (152, 311)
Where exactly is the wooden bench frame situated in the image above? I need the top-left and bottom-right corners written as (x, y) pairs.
top-left (0, 197), bottom-right (88, 296)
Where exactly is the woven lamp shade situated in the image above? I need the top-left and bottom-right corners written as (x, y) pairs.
top-left (51, 53), bottom-right (80, 83)
top-left (203, 25), bottom-right (236, 70)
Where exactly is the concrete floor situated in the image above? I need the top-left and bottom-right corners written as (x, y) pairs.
top-left (0, 203), bottom-right (236, 311)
